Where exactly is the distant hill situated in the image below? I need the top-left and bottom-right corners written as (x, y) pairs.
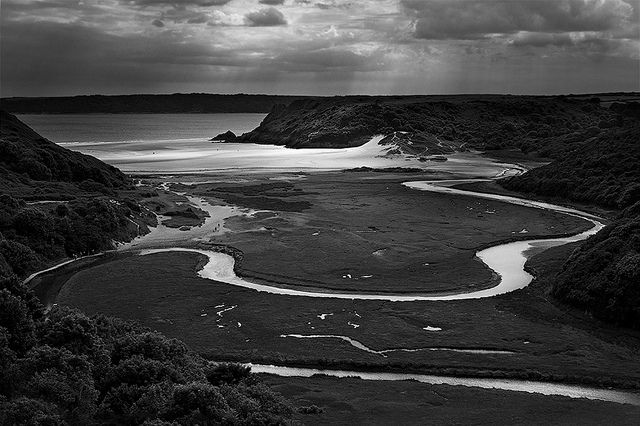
top-left (236, 94), bottom-right (629, 158)
top-left (0, 93), bottom-right (316, 114)
top-left (500, 123), bottom-right (640, 209)
top-left (0, 111), bottom-right (152, 277)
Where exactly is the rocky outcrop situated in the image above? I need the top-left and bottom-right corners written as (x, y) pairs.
top-left (210, 130), bottom-right (237, 142)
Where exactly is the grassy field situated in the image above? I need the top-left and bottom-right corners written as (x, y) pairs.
top-left (51, 170), bottom-right (640, 422)
top-left (198, 172), bottom-right (589, 294)
top-left (54, 172), bottom-right (639, 387)
top-left (263, 375), bottom-right (640, 425)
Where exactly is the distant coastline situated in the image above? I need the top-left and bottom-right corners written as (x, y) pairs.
top-left (0, 93), bottom-right (316, 114)
top-left (2, 92), bottom-right (638, 114)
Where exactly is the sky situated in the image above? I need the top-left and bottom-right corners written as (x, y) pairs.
top-left (1, 0), bottom-right (639, 97)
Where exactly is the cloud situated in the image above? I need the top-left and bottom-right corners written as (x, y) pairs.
top-left (187, 13), bottom-right (209, 24)
top-left (245, 7), bottom-right (287, 26)
top-left (402, 0), bottom-right (636, 40)
top-left (315, 1), bottom-right (352, 10)
top-left (151, 18), bottom-right (165, 27)
top-left (123, 0), bottom-right (231, 7)
top-left (259, 0), bottom-right (285, 5)
top-left (510, 32), bottom-right (574, 48)
top-left (275, 48), bottom-right (385, 72)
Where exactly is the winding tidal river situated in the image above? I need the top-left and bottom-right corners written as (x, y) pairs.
top-left (26, 175), bottom-right (631, 405)
top-left (137, 180), bottom-right (604, 301)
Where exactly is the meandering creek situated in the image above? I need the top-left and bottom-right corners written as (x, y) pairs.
top-left (25, 176), bottom-right (626, 404)
top-left (136, 180), bottom-right (604, 301)
top-left (248, 365), bottom-right (640, 406)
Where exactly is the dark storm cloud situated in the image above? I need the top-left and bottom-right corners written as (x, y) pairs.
top-left (122, 0), bottom-right (231, 7)
top-left (315, 2), bottom-right (352, 10)
top-left (0, 18), bottom-right (248, 96)
top-left (187, 13), bottom-right (209, 24)
top-left (402, 0), bottom-right (635, 40)
top-left (510, 32), bottom-right (574, 48)
top-left (274, 48), bottom-right (385, 73)
top-left (245, 7), bottom-right (287, 26)
top-left (151, 18), bottom-right (165, 27)
top-left (259, 0), bottom-right (285, 5)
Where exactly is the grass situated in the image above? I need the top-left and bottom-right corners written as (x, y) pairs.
top-left (52, 172), bottom-right (639, 389)
top-left (48, 170), bottom-right (640, 423)
top-left (200, 172), bottom-right (590, 294)
top-left (262, 375), bottom-right (640, 426)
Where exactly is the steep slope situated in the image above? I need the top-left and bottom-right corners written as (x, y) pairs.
top-left (1, 110), bottom-right (128, 192)
top-left (498, 104), bottom-right (640, 329)
top-left (500, 122), bottom-right (640, 209)
top-left (0, 111), bottom-right (152, 278)
top-left (551, 203), bottom-right (640, 329)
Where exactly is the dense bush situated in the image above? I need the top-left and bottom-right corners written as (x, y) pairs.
top-left (501, 124), bottom-right (640, 209)
top-left (0, 275), bottom-right (296, 425)
top-left (0, 112), bottom-right (154, 277)
top-left (497, 106), bottom-right (640, 329)
top-left (238, 96), bottom-right (617, 158)
top-left (551, 204), bottom-right (640, 329)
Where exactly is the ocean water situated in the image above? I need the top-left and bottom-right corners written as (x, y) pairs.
top-left (17, 113), bottom-right (519, 177)
top-left (18, 113), bottom-right (266, 144)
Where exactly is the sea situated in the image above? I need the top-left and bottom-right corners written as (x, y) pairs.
top-left (17, 113), bottom-right (516, 177)
top-left (18, 113), bottom-right (266, 144)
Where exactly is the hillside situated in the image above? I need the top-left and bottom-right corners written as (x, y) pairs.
top-left (550, 203), bottom-right (640, 329)
top-left (0, 111), bottom-right (153, 278)
top-left (0, 275), bottom-right (296, 425)
top-left (238, 94), bottom-right (640, 329)
top-left (500, 122), bottom-right (640, 209)
top-left (0, 93), bottom-right (314, 114)
top-left (497, 105), bottom-right (640, 329)
top-left (237, 95), bottom-right (626, 159)
top-left (0, 112), bottom-right (297, 425)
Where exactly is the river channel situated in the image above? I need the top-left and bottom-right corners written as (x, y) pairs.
top-left (26, 176), bottom-right (632, 405)
top-left (133, 179), bottom-right (604, 301)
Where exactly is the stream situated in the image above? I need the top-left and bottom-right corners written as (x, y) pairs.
top-left (248, 364), bottom-right (640, 406)
top-left (137, 180), bottom-right (604, 301)
top-left (24, 177), bottom-right (627, 404)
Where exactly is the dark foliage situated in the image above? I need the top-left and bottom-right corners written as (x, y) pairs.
top-left (500, 123), bottom-right (640, 209)
top-left (0, 111), bottom-right (153, 278)
top-left (495, 104), bottom-right (640, 329)
top-left (0, 112), bottom-right (296, 425)
top-left (237, 95), bottom-right (619, 157)
top-left (0, 275), bottom-right (296, 425)
top-left (1, 110), bottom-right (129, 188)
top-left (551, 204), bottom-right (640, 329)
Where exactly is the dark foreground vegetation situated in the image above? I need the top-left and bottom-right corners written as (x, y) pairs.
top-left (1, 112), bottom-right (296, 425)
top-left (499, 103), bottom-right (640, 330)
top-left (0, 275), bottom-right (295, 425)
top-left (0, 110), bottom-right (156, 277)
